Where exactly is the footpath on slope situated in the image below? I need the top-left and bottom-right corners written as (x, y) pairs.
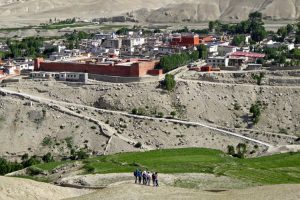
top-left (0, 88), bottom-right (272, 148)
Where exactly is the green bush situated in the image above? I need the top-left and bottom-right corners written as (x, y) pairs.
top-left (250, 102), bottom-right (262, 124)
top-left (236, 143), bottom-right (247, 159)
top-left (132, 108), bottom-right (138, 115)
top-left (22, 155), bottom-right (41, 168)
top-left (157, 112), bottom-right (164, 118)
top-left (162, 74), bottom-right (176, 91)
top-left (42, 153), bottom-right (54, 163)
top-left (42, 136), bottom-right (52, 146)
top-left (227, 145), bottom-right (235, 156)
top-left (170, 111), bottom-right (177, 118)
top-left (0, 158), bottom-right (23, 175)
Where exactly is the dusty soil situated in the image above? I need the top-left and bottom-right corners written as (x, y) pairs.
top-left (69, 182), bottom-right (300, 200)
top-left (2, 174), bottom-right (300, 200)
top-left (0, 176), bottom-right (91, 200)
top-left (57, 173), bottom-right (255, 190)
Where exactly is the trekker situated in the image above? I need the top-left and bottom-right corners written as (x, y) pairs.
top-left (152, 172), bottom-right (156, 186)
top-left (142, 170), bottom-right (147, 185)
top-left (138, 169), bottom-right (142, 184)
top-left (147, 171), bottom-right (151, 186)
top-left (154, 172), bottom-right (159, 187)
top-left (133, 169), bottom-right (139, 184)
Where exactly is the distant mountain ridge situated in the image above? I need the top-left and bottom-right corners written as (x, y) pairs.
top-left (0, 0), bottom-right (299, 26)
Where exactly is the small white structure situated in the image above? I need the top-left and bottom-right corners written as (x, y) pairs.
top-left (207, 56), bottom-right (229, 67)
top-left (31, 71), bottom-right (88, 83)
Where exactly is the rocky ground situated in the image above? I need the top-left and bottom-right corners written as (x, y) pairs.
top-left (0, 69), bottom-right (299, 159)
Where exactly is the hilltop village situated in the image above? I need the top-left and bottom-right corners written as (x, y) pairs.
top-left (0, 11), bottom-right (299, 189)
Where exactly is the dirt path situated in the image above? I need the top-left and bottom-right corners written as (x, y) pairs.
top-left (0, 88), bottom-right (273, 148)
top-left (68, 182), bottom-right (300, 200)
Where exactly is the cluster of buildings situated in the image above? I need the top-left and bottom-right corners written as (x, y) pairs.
top-left (3, 26), bottom-right (300, 83)
top-left (0, 58), bottom-right (34, 79)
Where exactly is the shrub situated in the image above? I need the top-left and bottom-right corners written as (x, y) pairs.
top-left (252, 72), bottom-right (265, 85)
top-left (42, 153), bottom-right (54, 163)
top-left (227, 145), bottom-right (235, 156)
top-left (162, 74), bottom-right (176, 91)
top-left (42, 136), bottom-right (52, 146)
top-left (76, 150), bottom-right (89, 160)
top-left (170, 111), bottom-right (176, 118)
top-left (21, 153), bottom-right (29, 161)
top-left (22, 155), bottom-right (41, 168)
top-left (157, 112), bottom-right (164, 118)
top-left (0, 158), bottom-right (23, 175)
top-left (250, 102), bottom-right (262, 124)
top-left (132, 108), bottom-right (138, 115)
top-left (65, 137), bottom-right (73, 149)
top-left (236, 143), bottom-right (247, 159)
top-left (234, 102), bottom-right (241, 110)
top-left (134, 142), bottom-right (142, 148)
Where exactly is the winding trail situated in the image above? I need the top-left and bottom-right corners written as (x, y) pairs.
top-left (0, 87), bottom-right (272, 148)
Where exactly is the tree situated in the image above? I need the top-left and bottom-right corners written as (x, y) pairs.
top-left (286, 24), bottom-right (294, 34)
top-left (197, 44), bottom-right (208, 59)
top-left (251, 27), bottom-right (267, 42)
top-left (249, 12), bottom-right (263, 23)
top-left (231, 35), bottom-right (246, 46)
top-left (163, 74), bottom-right (176, 91)
top-left (277, 27), bottom-right (288, 42)
top-left (227, 145), bottom-right (235, 156)
top-left (209, 21), bottom-right (215, 32)
top-left (236, 143), bottom-right (247, 159)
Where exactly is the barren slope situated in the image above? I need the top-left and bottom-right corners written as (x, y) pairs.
top-left (0, 0), bottom-right (300, 26)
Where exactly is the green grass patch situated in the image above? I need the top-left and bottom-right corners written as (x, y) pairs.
top-left (34, 161), bottom-right (70, 171)
top-left (31, 148), bottom-right (300, 185)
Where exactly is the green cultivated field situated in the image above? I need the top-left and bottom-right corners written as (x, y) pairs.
top-left (35, 148), bottom-right (300, 185)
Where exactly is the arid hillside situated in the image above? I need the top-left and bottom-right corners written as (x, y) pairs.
top-left (1, 0), bottom-right (300, 26)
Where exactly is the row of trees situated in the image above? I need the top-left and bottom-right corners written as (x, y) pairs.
top-left (209, 12), bottom-right (267, 42)
top-left (227, 143), bottom-right (247, 159)
top-left (64, 30), bottom-right (94, 49)
top-left (6, 37), bottom-right (44, 58)
top-left (0, 153), bottom-right (54, 175)
top-left (158, 51), bottom-right (199, 72)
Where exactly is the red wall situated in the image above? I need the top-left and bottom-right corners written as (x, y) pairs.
top-left (171, 35), bottom-right (199, 46)
top-left (36, 60), bottom-right (158, 77)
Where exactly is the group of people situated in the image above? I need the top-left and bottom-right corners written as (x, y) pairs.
top-left (133, 169), bottom-right (159, 187)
